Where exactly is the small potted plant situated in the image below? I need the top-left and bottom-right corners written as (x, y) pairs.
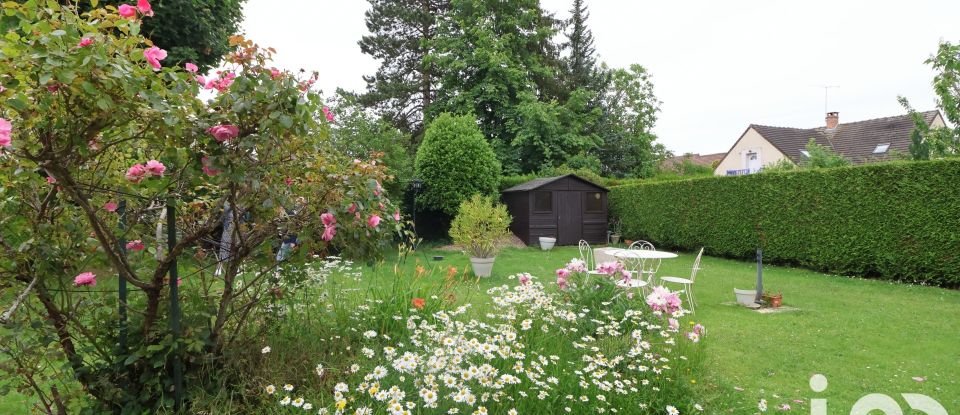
top-left (450, 194), bottom-right (513, 277)
top-left (762, 291), bottom-right (783, 308)
top-left (610, 219), bottom-right (623, 245)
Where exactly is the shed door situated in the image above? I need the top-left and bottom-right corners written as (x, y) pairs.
top-left (557, 191), bottom-right (583, 245)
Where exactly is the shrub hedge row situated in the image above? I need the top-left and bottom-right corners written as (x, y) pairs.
top-left (608, 159), bottom-right (960, 287)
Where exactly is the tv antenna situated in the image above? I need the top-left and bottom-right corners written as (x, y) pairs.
top-left (816, 85), bottom-right (840, 113)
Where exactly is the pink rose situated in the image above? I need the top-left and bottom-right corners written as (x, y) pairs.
top-left (556, 268), bottom-right (570, 279)
top-left (556, 276), bottom-right (568, 290)
top-left (322, 106), bottom-right (335, 123)
top-left (321, 212), bottom-right (336, 227)
top-left (393, 210), bottom-right (401, 221)
top-left (104, 201), bottom-right (118, 212)
top-left (74, 272), bottom-right (97, 287)
top-left (144, 159), bottom-right (165, 176)
top-left (77, 37), bottom-right (94, 48)
top-left (321, 225), bottom-right (336, 241)
top-left (201, 156), bottom-right (220, 177)
top-left (46, 176), bottom-right (57, 184)
top-left (206, 125), bottom-right (239, 142)
top-left (125, 163), bottom-right (147, 183)
top-left (0, 118), bottom-right (12, 148)
top-left (143, 46), bottom-right (167, 71)
top-left (137, 0), bottom-right (153, 17)
top-left (347, 203), bottom-right (357, 214)
top-left (195, 75), bottom-right (206, 85)
top-left (118, 4), bottom-right (137, 19)
top-left (126, 240), bottom-right (145, 251)
top-left (367, 214), bottom-right (381, 228)
top-left (269, 68), bottom-right (281, 79)
top-left (185, 62), bottom-right (198, 73)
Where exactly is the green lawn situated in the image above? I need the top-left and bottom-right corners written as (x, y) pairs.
top-left (3, 245), bottom-right (957, 413)
top-left (374, 245), bottom-right (960, 413)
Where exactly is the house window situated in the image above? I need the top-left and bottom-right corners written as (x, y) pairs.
top-left (533, 191), bottom-right (552, 212)
top-left (873, 143), bottom-right (890, 154)
top-left (585, 192), bottom-right (603, 212)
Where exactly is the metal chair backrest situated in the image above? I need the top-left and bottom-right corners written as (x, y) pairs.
top-left (578, 239), bottom-right (595, 270)
top-left (689, 247), bottom-right (705, 282)
top-left (628, 240), bottom-right (655, 251)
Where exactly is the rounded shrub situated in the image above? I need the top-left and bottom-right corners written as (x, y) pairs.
top-left (415, 113), bottom-right (501, 215)
top-left (449, 194), bottom-right (512, 258)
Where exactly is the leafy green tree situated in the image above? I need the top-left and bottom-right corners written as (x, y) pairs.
top-left (430, 0), bottom-right (562, 173)
top-left (801, 139), bottom-right (850, 168)
top-left (358, 0), bottom-right (450, 141)
top-left (415, 113), bottom-right (500, 215)
top-left (68, 0), bottom-right (246, 71)
top-left (595, 64), bottom-right (663, 177)
top-left (329, 90), bottom-right (414, 199)
top-left (898, 40), bottom-right (960, 160)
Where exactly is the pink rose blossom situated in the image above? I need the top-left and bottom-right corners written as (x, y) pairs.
top-left (46, 176), bottom-right (57, 184)
top-left (104, 201), bottom-right (118, 212)
top-left (518, 273), bottom-right (531, 286)
top-left (206, 125), bottom-right (239, 142)
top-left (77, 37), bottom-right (94, 48)
top-left (367, 214), bottom-right (381, 228)
top-left (144, 159), bottom-right (165, 176)
top-left (321, 225), bottom-right (336, 241)
top-left (322, 106), bottom-right (335, 122)
top-left (74, 272), bottom-right (97, 287)
top-left (118, 4), bottom-right (137, 19)
top-left (201, 156), bottom-right (220, 177)
top-left (125, 163), bottom-right (147, 183)
top-left (556, 275), bottom-right (568, 290)
top-left (646, 286), bottom-right (683, 314)
top-left (269, 68), bottom-right (281, 79)
top-left (393, 210), bottom-right (401, 221)
top-left (0, 118), bottom-right (12, 148)
top-left (185, 62), bottom-right (198, 73)
top-left (137, 0), bottom-right (153, 16)
top-left (321, 212), bottom-right (336, 227)
top-left (126, 240), bottom-right (145, 251)
top-left (204, 72), bottom-right (235, 92)
top-left (347, 203), bottom-right (357, 214)
top-left (596, 261), bottom-right (623, 276)
top-left (143, 46), bottom-right (167, 71)
top-left (556, 268), bottom-right (570, 279)
top-left (195, 75), bottom-right (206, 85)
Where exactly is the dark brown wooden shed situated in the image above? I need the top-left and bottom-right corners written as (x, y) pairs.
top-left (501, 174), bottom-right (609, 246)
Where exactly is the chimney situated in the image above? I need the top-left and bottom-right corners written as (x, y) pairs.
top-left (825, 112), bottom-right (839, 129)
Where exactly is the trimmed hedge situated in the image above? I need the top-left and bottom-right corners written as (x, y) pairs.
top-left (609, 160), bottom-right (960, 287)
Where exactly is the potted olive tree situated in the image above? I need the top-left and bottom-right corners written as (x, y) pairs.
top-left (450, 194), bottom-right (513, 277)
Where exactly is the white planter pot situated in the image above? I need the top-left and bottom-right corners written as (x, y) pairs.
top-left (734, 288), bottom-right (758, 306)
top-left (538, 237), bottom-right (556, 251)
top-left (470, 257), bottom-right (496, 277)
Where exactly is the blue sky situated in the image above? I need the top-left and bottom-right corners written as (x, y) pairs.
top-left (241, 0), bottom-right (960, 155)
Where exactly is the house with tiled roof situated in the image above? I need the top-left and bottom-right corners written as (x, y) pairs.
top-left (713, 111), bottom-right (945, 176)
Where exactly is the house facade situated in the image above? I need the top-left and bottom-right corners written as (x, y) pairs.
top-left (714, 111), bottom-right (946, 176)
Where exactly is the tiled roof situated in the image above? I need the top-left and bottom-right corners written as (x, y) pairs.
top-left (660, 152), bottom-right (727, 170)
top-left (752, 111), bottom-right (940, 163)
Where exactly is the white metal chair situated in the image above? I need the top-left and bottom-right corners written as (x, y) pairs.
top-left (627, 240), bottom-right (660, 287)
top-left (578, 240), bottom-right (605, 276)
top-left (659, 247), bottom-right (704, 313)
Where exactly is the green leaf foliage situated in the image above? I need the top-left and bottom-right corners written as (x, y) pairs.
top-left (449, 194), bottom-right (512, 258)
top-left (414, 113), bottom-right (500, 215)
top-left (609, 160), bottom-right (960, 287)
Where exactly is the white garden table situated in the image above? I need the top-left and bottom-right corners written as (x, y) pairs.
top-left (609, 249), bottom-right (678, 287)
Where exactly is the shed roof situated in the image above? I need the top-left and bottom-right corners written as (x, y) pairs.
top-left (502, 174), bottom-right (608, 192)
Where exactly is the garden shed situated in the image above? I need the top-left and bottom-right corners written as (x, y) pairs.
top-left (501, 174), bottom-right (609, 246)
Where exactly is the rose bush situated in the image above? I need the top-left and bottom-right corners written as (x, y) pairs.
top-left (0, 1), bottom-right (404, 412)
